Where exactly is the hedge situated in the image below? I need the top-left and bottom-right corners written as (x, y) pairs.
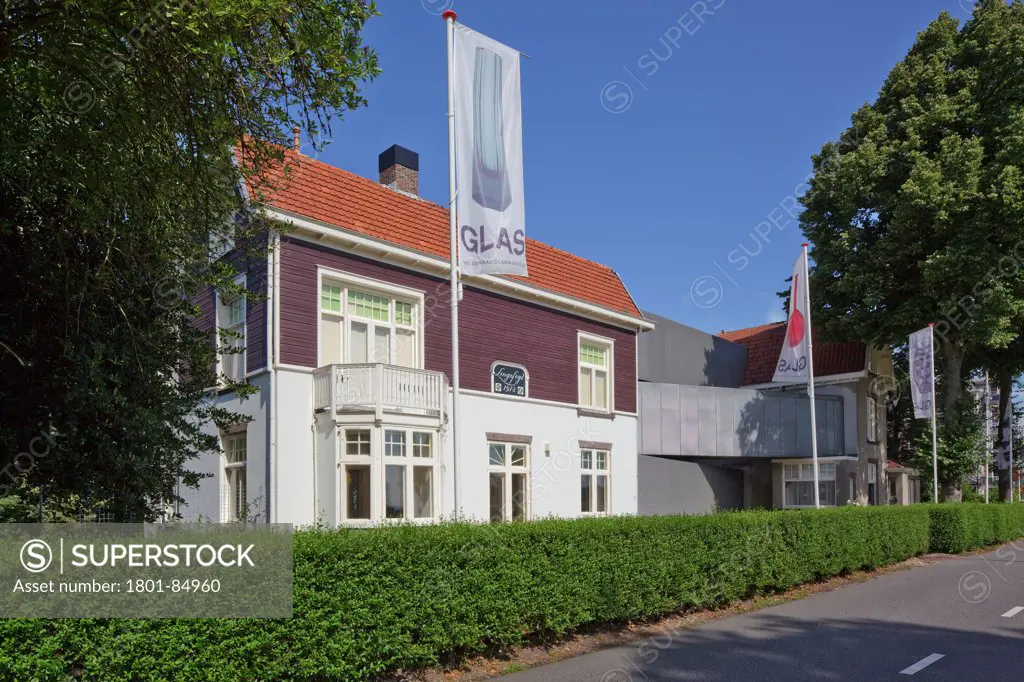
top-left (925, 503), bottom-right (1024, 554)
top-left (0, 503), bottom-right (1017, 682)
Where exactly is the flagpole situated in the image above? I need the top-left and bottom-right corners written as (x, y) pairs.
top-left (443, 9), bottom-right (461, 517)
top-left (929, 322), bottom-right (938, 502)
top-left (984, 370), bottom-right (990, 504)
top-left (1009, 397), bottom-right (1015, 502)
top-left (801, 243), bottom-right (820, 508)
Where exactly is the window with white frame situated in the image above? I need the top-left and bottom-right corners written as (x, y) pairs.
top-left (868, 462), bottom-right (878, 505)
top-left (866, 395), bottom-right (878, 442)
top-left (342, 429), bottom-right (372, 520)
top-left (783, 462), bottom-right (836, 507)
top-left (217, 284), bottom-right (246, 382)
top-left (339, 427), bottom-right (438, 523)
top-left (488, 442), bottom-right (529, 522)
top-left (177, 478), bottom-right (200, 522)
top-left (579, 336), bottom-right (612, 411)
top-left (319, 279), bottom-right (419, 368)
top-left (581, 449), bottom-right (610, 515)
top-left (383, 429), bottom-right (437, 520)
top-left (222, 432), bottom-right (247, 521)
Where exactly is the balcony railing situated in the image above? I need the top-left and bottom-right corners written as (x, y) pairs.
top-left (313, 364), bottom-right (449, 419)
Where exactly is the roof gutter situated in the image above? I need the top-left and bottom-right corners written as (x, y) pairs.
top-left (263, 207), bottom-right (655, 332)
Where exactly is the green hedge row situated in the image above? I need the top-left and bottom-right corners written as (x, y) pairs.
top-left (0, 504), bottom-right (1017, 681)
top-left (926, 502), bottom-right (1024, 553)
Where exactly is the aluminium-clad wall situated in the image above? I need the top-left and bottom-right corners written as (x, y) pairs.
top-left (638, 312), bottom-right (746, 387)
top-left (638, 383), bottom-right (846, 458)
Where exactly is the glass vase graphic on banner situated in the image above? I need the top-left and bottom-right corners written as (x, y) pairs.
top-left (908, 327), bottom-right (934, 419)
top-left (452, 23), bottom-right (527, 276)
top-left (472, 47), bottom-right (511, 211)
top-left (911, 337), bottom-right (931, 403)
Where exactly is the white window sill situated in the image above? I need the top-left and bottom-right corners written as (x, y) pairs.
top-left (577, 406), bottom-right (614, 419)
top-left (339, 517), bottom-right (439, 527)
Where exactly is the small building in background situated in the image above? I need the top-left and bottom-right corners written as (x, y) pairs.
top-left (885, 461), bottom-right (921, 505)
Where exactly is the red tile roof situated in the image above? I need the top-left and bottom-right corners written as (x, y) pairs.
top-left (718, 322), bottom-right (866, 385)
top-left (244, 147), bottom-right (643, 319)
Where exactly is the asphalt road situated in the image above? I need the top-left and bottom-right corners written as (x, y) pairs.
top-left (507, 544), bottom-right (1024, 681)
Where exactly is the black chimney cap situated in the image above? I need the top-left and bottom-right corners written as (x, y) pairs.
top-left (378, 145), bottom-right (419, 172)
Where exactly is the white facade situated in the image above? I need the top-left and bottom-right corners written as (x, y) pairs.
top-left (181, 373), bottom-right (271, 523)
top-left (184, 367), bottom-right (638, 526)
top-left (447, 391), bottom-right (638, 520)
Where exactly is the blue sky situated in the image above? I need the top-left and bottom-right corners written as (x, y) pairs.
top-left (307, 0), bottom-right (977, 335)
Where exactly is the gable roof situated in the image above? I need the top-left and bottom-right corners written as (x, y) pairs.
top-left (718, 322), bottom-right (866, 385)
top-left (245, 147), bottom-right (643, 320)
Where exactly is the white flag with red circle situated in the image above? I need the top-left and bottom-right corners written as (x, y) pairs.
top-left (773, 251), bottom-right (810, 383)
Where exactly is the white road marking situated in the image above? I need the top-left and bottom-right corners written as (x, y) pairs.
top-left (1001, 606), bottom-right (1024, 618)
top-left (900, 653), bottom-right (945, 676)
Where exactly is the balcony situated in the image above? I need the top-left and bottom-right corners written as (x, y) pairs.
top-left (313, 364), bottom-right (449, 419)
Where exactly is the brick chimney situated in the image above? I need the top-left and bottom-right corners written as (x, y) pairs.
top-left (378, 145), bottom-right (419, 196)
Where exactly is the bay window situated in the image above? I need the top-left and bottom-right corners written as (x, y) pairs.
top-left (488, 442), bottom-right (529, 522)
top-left (342, 429), bottom-right (372, 520)
top-left (339, 427), bottom-right (438, 524)
top-left (581, 449), bottom-right (610, 515)
top-left (319, 277), bottom-right (420, 368)
top-left (783, 462), bottom-right (836, 507)
top-left (384, 429), bottom-right (436, 520)
top-left (579, 334), bottom-right (613, 411)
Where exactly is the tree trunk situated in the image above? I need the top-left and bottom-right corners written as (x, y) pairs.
top-left (938, 338), bottom-right (963, 427)
top-left (937, 339), bottom-right (964, 500)
top-left (996, 367), bottom-right (1013, 502)
top-left (941, 480), bottom-right (962, 502)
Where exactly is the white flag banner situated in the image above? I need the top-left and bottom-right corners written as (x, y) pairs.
top-left (909, 327), bottom-right (934, 420)
top-left (773, 251), bottom-right (810, 383)
top-left (453, 24), bottom-right (527, 276)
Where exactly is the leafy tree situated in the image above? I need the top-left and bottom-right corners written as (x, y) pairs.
top-left (800, 2), bottom-right (1024, 496)
top-left (0, 1), bottom-right (380, 519)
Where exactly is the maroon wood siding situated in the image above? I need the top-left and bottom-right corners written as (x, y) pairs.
top-left (244, 251), bottom-right (267, 373)
top-left (280, 237), bottom-right (638, 412)
top-left (195, 287), bottom-right (215, 334)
